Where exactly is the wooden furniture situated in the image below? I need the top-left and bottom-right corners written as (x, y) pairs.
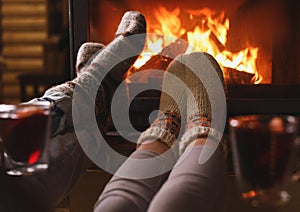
top-left (18, 72), bottom-right (68, 102)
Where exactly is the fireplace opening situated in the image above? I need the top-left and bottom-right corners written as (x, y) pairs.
top-left (69, 0), bottom-right (300, 121)
top-left (86, 0), bottom-right (299, 85)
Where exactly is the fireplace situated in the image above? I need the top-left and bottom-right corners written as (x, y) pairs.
top-left (69, 0), bottom-right (300, 131)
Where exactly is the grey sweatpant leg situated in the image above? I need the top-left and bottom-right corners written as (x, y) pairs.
top-left (94, 149), bottom-right (175, 212)
top-left (148, 145), bottom-right (227, 212)
top-left (94, 144), bottom-right (226, 212)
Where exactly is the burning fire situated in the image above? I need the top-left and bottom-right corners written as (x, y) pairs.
top-left (132, 6), bottom-right (262, 84)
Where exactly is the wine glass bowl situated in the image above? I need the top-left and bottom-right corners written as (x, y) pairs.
top-left (229, 115), bottom-right (298, 207)
top-left (0, 102), bottom-right (51, 176)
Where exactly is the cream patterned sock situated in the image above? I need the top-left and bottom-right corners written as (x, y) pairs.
top-left (179, 52), bottom-right (226, 156)
top-left (137, 55), bottom-right (187, 149)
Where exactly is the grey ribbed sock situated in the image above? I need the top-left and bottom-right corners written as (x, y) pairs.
top-left (76, 42), bottom-right (105, 74)
top-left (72, 11), bottom-right (146, 131)
top-left (40, 11), bottom-right (146, 134)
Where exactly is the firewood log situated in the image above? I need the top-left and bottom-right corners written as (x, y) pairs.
top-left (223, 67), bottom-right (254, 84)
top-left (126, 37), bottom-right (189, 82)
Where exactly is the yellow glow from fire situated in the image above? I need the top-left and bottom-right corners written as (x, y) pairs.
top-left (154, 7), bottom-right (186, 38)
top-left (132, 6), bottom-right (262, 84)
top-left (133, 36), bottom-right (164, 69)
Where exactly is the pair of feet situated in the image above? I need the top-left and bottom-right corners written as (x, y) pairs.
top-left (137, 52), bottom-right (227, 158)
top-left (44, 11), bottom-right (146, 134)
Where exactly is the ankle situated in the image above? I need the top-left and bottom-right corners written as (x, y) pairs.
top-left (138, 141), bottom-right (170, 154)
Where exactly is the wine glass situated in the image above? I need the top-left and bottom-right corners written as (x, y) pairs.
top-left (229, 115), bottom-right (298, 207)
top-left (0, 102), bottom-right (51, 176)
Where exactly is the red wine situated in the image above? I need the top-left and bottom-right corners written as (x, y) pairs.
top-left (0, 109), bottom-right (49, 165)
top-left (231, 125), bottom-right (296, 190)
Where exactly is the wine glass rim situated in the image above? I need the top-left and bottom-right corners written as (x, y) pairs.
top-left (0, 102), bottom-right (51, 118)
top-left (0, 102), bottom-right (51, 111)
top-left (229, 114), bottom-right (298, 127)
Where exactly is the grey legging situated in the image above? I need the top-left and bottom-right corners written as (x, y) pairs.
top-left (94, 144), bottom-right (226, 212)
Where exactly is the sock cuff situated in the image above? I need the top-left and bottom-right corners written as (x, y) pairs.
top-left (137, 111), bottom-right (181, 148)
top-left (137, 126), bottom-right (177, 148)
top-left (179, 126), bottom-right (223, 156)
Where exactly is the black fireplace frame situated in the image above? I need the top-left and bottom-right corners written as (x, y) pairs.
top-left (68, 0), bottom-right (300, 116)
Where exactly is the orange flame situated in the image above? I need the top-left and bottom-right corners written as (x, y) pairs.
top-left (133, 6), bottom-right (262, 84)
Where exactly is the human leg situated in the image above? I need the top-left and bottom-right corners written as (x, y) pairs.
top-left (94, 52), bottom-right (188, 212)
top-left (0, 11), bottom-right (146, 211)
top-left (147, 140), bottom-right (226, 212)
top-left (30, 11), bottom-right (146, 136)
top-left (94, 146), bottom-right (174, 212)
top-left (148, 52), bottom-right (227, 212)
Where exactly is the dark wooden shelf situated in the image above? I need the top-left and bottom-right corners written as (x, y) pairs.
top-left (18, 72), bottom-right (69, 101)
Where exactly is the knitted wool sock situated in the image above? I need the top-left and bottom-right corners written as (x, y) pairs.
top-left (75, 10), bottom-right (145, 75)
top-left (76, 42), bottom-right (105, 74)
top-left (179, 52), bottom-right (226, 156)
top-left (40, 11), bottom-right (146, 134)
top-left (34, 42), bottom-right (105, 135)
top-left (72, 11), bottom-right (146, 131)
top-left (137, 55), bottom-right (187, 150)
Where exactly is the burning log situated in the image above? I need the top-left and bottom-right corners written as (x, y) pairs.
top-left (137, 38), bottom-right (188, 72)
top-left (223, 67), bottom-right (254, 85)
top-left (127, 38), bottom-right (188, 83)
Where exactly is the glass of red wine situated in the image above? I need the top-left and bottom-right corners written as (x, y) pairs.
top-left (0, 102), bottom-right (51, 176)
top-left (229, 115), bottom-right (298, 207)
